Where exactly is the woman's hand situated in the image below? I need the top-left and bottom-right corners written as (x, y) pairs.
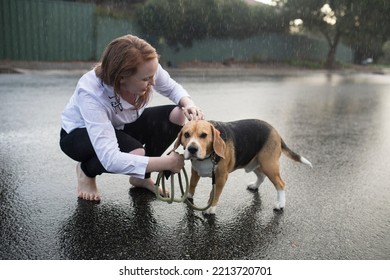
top-left (146, 152), bottom-right (184, 174)
top-left (166, 151), bottom-right (185, 173)
top-left (180, 96), bottom-right (205, 121)
top-left (183, 105), bottom-right (204, 121)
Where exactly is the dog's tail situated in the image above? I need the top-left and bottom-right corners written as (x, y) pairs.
top-left (281, 139), bottom-right (313, 168)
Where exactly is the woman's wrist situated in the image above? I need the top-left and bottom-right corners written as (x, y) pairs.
top-left (179, 96), bottom-right (195, 108)
top-left (146, 156), bottom-right (169, 173)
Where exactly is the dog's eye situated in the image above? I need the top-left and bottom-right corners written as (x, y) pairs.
top-left (184, 132), bottom-right (190, 138)
top-left (200, 133), bottom-right (207, 139)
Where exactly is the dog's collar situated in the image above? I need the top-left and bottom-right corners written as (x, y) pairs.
top-left (195, 151), bottom-right (221, 164)
top-left (193, 151), bottom-right (220, 185)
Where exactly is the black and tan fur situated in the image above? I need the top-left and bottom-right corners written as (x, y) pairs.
top-left (173, 119), bottom-right (312, 214)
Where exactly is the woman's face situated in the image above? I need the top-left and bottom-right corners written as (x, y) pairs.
top-left (119, 58), bottom-right (158, 103)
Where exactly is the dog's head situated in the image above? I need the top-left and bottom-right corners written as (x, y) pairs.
top-left (173, 120), bottom-right (226, 160)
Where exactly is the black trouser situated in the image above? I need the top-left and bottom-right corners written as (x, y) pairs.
top-left (59, 105), bottom-right (181, 178)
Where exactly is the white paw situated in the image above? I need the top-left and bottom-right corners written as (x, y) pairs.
top-left (247, 182), bottom-right (259, 190)
top-left (274, 190), bottom-right (286, 210)
top-left (203, 206), bottom-right (217, 215)
top-left (274, 201), bottom-right (285, 210)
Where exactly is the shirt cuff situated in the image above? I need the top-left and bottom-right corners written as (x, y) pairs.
top-left (130, 155), bottom-right (149, 179)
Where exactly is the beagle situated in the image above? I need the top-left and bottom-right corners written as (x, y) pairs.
top-left (173, 119), bottom-right (312, 214)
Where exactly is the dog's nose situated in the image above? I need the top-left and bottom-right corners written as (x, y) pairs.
top-left (187, 145), bottom-right (198, 155)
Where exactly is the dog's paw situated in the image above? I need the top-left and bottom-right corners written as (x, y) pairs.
top-left (274, 191), bottom-right (286, 211)
top-left (246, 182), bottom-right (260, 191)
top-left (273, 201), bottom-right (285, 211)
top-left (247, 183), bottom-right (259, 191)
top-left (203, 206), bottom-right (217, 215)
top-left (273, 208), bottom-right (284, 214)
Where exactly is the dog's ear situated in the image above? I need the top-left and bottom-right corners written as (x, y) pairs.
top-left (212, 125), bottom-right (226, 159)
top-left (172, 130), bottom-right (183, 151)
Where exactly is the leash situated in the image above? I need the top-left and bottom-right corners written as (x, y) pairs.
top-left (154, 155), bottom-right (218, 211)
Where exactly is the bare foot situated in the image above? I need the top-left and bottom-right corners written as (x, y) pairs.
top-left (129, 177), bottom-right (170, 197)
top-left (76, 163), bottom-right (100, 201)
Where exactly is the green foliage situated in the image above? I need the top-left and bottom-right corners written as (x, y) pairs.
top-left (135, 0), bottom-right (286, 48)
top-left (134, 0), bottom-right (206, 47)
top-left (281, 0), bottom-right (390, 66)
top-left (342, 0), bottom-right (390, 63)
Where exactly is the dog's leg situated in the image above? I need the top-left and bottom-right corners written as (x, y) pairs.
top-left (268, 174), bottom-right (286, 210)
top-left (203, 173), bottom-right (228, 215)
top-left (276, 190), bottom-right (285, 210)
top-left (247, 167), bottom-right (266, 190)
top-left (259, 134), bottom-right (286, 210)
top-left (188, 168), bottom-right (200, 199)
top-left (261, 161), bottom-right (286, 210)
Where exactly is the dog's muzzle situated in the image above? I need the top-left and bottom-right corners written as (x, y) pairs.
top-left (187, 145), bottom-right (198, 155)
top-left (184, 143), bottom-right (200, 159)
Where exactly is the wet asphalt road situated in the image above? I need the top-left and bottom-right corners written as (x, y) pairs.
top-left (0, 69), bottom-right (389, 260)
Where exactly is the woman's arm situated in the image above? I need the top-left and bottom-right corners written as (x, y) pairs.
top-left (146, 152), bottom-right (184, 173)
top-left (153, 64), bottom-right (204, 120)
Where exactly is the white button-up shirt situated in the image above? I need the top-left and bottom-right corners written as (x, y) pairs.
top-left (61, 64), bottom-right (189, 178)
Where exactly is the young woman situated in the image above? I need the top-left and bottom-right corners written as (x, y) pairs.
top-left (60, 35), bottom-right (204, 201)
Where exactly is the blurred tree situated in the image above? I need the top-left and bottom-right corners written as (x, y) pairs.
top-left (133, 0), bottom-right (207, 48)
top-left (280, 0), bottom-right (390, 68)
top-left (380, 41), bottom-right (390, 64)
top-left (342, 0), bottom-right (390, 64)
top-left (135, 0), bottom-right (286, 49)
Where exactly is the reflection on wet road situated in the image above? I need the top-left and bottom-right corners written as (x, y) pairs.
top-left (1, 71), bottom-right (389, 259)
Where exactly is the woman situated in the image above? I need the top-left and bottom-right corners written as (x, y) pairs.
top-left (60, 35), bottom-right (204, 201)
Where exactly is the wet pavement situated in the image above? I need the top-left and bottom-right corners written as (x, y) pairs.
top-left (1, 68), bottom-right (390, 260)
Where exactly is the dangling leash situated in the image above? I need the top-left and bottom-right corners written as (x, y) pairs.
top-left (154, 169), bottom-right (189, 204)
top-left (154, 154), bottom-right (218, 211)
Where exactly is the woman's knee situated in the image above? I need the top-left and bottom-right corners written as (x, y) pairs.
top-left (169, 106), bottom-right (186, 126)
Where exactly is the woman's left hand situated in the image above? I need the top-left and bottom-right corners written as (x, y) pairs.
top-left (183, 105), bottom-right (204, 121)
top-left (179, 96), bottom-right (205, 121)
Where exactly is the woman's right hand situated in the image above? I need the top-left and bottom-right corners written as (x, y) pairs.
top-left (146, 151), bottom-right (185, 174)
top-left (167, 151), bottom-right (185, 173)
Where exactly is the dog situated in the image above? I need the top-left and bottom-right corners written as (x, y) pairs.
top-left (173, 119), bottom-right (312, 214)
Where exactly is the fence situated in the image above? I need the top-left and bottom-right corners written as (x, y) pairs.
top-left (0, 0), bottom-right (96, 61)
top-left (0, 0), bottom-right (353, 63)
top-left (158, 33), bottom-right (353, 65)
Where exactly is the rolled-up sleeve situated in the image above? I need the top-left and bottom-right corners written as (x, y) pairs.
top-left (153, 64), bottom-right (189, 104)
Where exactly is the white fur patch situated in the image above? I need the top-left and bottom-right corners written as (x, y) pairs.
top-left (300, 156), bottom-right (313, 168)
top-left (184, 139), bottom-right (207, 160)
top-left (274, 190), bottom-right (286, 210)
top-left (247, 171), bottom-right (266, 190)
top-left (191, 158), bottom-right (214, 177)
top-left (203, 206), bottom-right (217, 215)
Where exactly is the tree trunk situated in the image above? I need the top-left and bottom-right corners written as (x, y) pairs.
top-left (322, 29), bottom-right (341, 70)
top-left (325, 44), bottom-right (337, 69)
